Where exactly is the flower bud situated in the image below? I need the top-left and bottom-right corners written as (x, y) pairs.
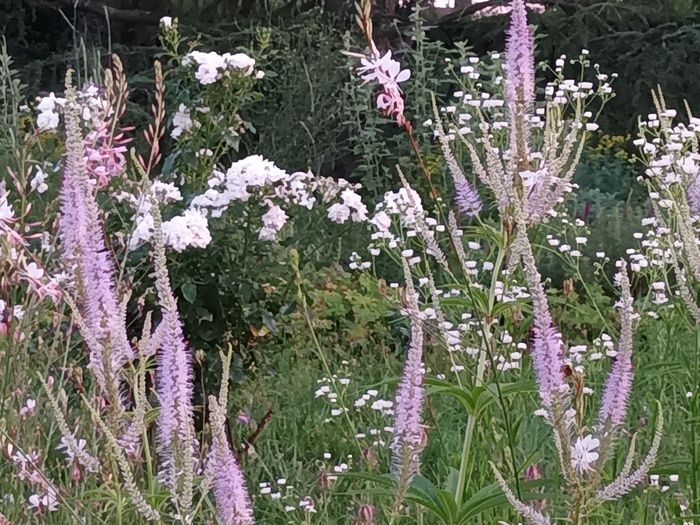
top-left (525, 463), bottom-right (542, 481)
top-left (563, 278), bottom-right (574, 298)
top-left (361, 447), bottom-right (378, 471)
top-left (354, 504), bottom-right (375, 524)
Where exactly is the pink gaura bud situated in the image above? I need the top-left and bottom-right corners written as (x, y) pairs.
top-left (525, 463), bottom-right (542, 481)
top-left (354, 504), bottom-right (375, 525)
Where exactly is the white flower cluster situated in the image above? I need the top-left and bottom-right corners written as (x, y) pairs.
top-left (636, 110), bottom-right (700, 214)
top-left (191, 155), bottom-right (289, 215)
top-left (327, 189), bottom-right (368, 223)
top-left (191, 155), bottom-right (366, 242)
top-left (632, 105), bottom-right (700, 322)
top-left (183, 50), bottom-right (262, 85)
top-left (171, 103), bottom-right (201, 139)
top-left (161, 210), bottom-right (212, 251)
top-left (259, 204), bottom-right (288, 241)
top-left (36, 92), bottom-right (64, 131)
top-left (118, 181), bottom-right (211, 252)
top-left (34, 86), bottom-right (110, 132)
top-left (438, 52), bottom-right (611, 143)
top-left (368, 187), bottom-right (424, 251)
top-left (124, 156), bottom-right (368, 251)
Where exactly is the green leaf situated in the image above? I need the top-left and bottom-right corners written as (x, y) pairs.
top-left (181, 282), bottom-right (197, 304)
top-left (424, 377), bottom-right (480, 414)
top-left (457, 481), bottom-right (550, 523)
top-left (262, 310), bottom-right (277, 334)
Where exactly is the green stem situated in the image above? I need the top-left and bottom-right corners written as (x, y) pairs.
top-left (693, 327), bottom-right (700, 515)
top-left (455, 232), bottom-right (508, 506)
top-left (454, 347), bottom-right (487, 507)
top-left (290, 250), bottom-right (363, 454)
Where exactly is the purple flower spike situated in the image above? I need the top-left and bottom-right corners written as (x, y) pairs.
top-left (454, 175), bottom-right (483, 217)
top-left (208, 397), bottom-right (255, 525)
top-left (598, 262), bottom-right (634, 430)
top-left (517, 232), bottom-right (567, 408)
top-left (505, 0), bottom-right (535, 112)
top-left (59, 72), bottom-right (133, 402)
top-left (688, 171), bottom-right (700, 215)
top-left (390, 310), bottom-right (426, 485)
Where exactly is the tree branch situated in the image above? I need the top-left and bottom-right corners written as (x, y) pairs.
top-left (438, 0), bottom-right (582, 24)
top-left (22, 0), bottom-right (161, 24)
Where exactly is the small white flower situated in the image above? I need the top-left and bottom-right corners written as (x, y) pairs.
top-left (571, 435), bottom-right (600, 473)
top-left (327, 203), bottom-right (350, 224)
top-left (30, 167), bottom-right (49, 193)
top-left (37, 111), bottom-right (59, 131)
top-left (370, 211), bottom-right (391, 231)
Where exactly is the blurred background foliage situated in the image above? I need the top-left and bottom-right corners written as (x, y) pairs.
top-left (4, 0), bottom-right (699, 141)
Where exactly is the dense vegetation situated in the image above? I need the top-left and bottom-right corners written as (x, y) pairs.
top-left (0, 1), bottom-right (699, 524)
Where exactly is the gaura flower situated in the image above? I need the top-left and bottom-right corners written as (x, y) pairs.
top-left (571, 435), bottom-right (600, 473)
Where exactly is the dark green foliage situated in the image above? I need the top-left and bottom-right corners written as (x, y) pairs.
top-left (437, 0), bottom-right (700, 134)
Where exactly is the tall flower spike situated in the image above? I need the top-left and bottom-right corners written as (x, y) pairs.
top-left (688, 172), bottom-right (700, 215)
top-left (595, 403), bottom-right (664, 502)
top-left (390, 260), bottom-right (426, 507)
top-left (506, 0), bottom-right (535, 109)
top-left (598, 261), bottom-right (634, 431)
top-left (491, 463), bottom-right (552, 525)
top-left (505, 0), bottom-right (535, 167)
top-left (515, 230), bottom-right (567, 408)
top-left (208, 396), bottom-right (255, 525)
top-left (150, 193), bottom-right (196, 516)
top-left (59, 70), bottom-right (133, 408)
top-left (432, 98), bottom-right (482, 217)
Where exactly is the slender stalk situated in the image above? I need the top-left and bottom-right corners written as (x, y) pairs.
top-left (693, 326), bottom-right (700, 515)
top-left (455, 232), bottom-right (509, 506)
top-left (290, 249), bottom-right (363, 454)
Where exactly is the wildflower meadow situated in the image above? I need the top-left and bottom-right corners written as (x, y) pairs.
top-left (1, 0), bottom-right (699, 523)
